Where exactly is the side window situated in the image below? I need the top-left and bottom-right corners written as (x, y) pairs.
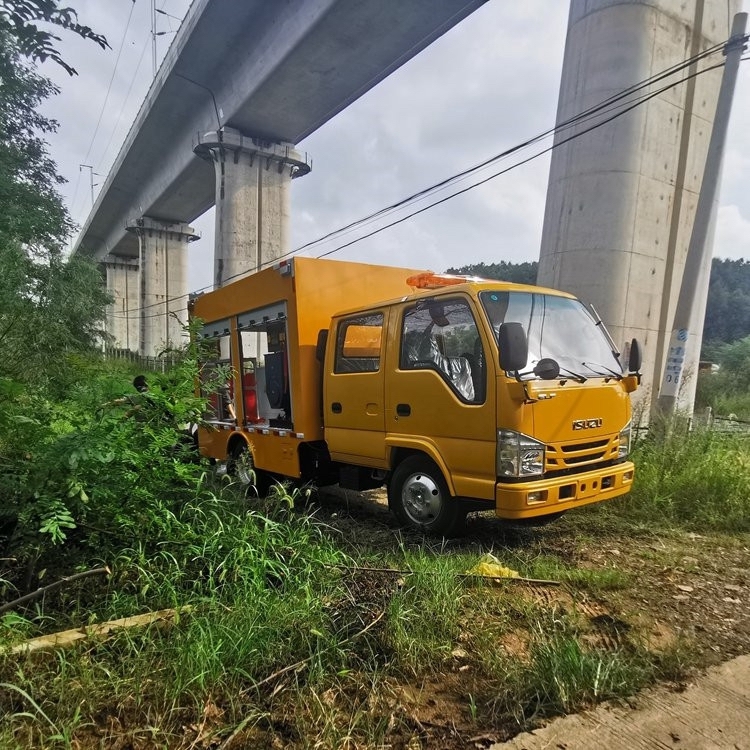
top-left (335, 313), bottom-right (384, 374)
top-left (400, 298), bottom-right (486, 403)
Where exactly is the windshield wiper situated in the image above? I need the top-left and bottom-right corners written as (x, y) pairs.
top-left (559, 367), bottom-right (587, 383)
top-left (581, 361), bottom-right (622, 381)
top-left (517, 365), bottom-right (586, 383)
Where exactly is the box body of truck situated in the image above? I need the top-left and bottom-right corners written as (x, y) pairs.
top-left (192, 256), bottom-right (638, 534)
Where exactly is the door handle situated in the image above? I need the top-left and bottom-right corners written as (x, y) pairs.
top-left (331, 402), bottom-right (342, 414)
top-left (396, 403), bottom-right (411, 417)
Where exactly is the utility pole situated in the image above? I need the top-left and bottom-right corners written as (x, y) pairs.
top-left (151, 2), bottom-right (180, 78)
top-left (656, 12), bottom-right (748, 417)
top-left (79, 164), bottom-right (100, 207)
top-left (151, 0), bottom-right (157, 78)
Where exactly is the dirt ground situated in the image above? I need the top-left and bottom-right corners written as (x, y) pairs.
top-left (300, 487), bottom-right (750, 748)
top-left (312, 487), bottom-right (750, 661)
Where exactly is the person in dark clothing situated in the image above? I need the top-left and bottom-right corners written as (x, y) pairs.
top-left (132, 374), bottom-right (148, 393)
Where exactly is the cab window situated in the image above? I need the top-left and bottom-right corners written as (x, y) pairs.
top-left (335, 313), bottom-right (384, 373)
top-left (400, 298), bottom-right (485, 403)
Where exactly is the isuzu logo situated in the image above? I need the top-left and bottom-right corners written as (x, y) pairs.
top-left (573, 418), bottom-right (603, 430)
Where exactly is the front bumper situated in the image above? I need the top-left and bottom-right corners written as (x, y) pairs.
top-left (495, 460), bottom-right (634, 519)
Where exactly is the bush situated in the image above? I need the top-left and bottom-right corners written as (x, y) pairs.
top-left (0, 354), bottom-right (208, 584)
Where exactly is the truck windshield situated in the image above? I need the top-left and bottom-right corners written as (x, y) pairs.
top-left (479, 291), bottom-right (621, 377)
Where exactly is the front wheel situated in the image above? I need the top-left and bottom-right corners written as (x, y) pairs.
top-left (388, 455), bottom-right (465, 536)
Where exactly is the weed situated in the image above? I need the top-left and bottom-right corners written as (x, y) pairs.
top-left (381, 552), bottom-right (465, 673)
top-left (614, 426), bottom-right (750, 532)
top-left (488, 623), bottom-right (653, 727)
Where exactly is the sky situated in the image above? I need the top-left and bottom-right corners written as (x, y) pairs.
top-left (41, 0), bottom-right (750, 296)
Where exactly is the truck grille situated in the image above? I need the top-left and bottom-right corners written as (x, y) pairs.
top-left (546, 437), bottom-right (618, 471)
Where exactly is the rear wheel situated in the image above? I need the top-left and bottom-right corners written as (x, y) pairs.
top-left (388, 455), bottom-right (465, 536)
top-left (228, 442), bottom-right (272, 497)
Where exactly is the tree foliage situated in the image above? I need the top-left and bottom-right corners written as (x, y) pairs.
top-left (0, 0), bottom-right (108, 75)
top-left (0, 40), bottom-right (71, 248)
top-left (702, 258), bottom-right (750, 349)
top-left (0, 356), bottom-right (208, 567)
top-left (0, 242), bottom-right (110, 395)
top-left (0, 2), bottom-right (112, 397)
top-left (446, 260), bottom-right (538, 286)
top-left (0, 32), bottom-right (109, 396)
top-left (449, 257), bottom-right (750, 356)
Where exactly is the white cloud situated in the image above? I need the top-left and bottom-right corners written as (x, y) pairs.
top-left (38, 0), bottom-right (750, 295)
top-left (714, 204), bottom-right (750, 261)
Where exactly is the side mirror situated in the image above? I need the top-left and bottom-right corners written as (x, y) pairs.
top-left (498, 322), bottom-right (528, 373)
top-left (533, 358), bottom-right (560, 380)
top-left (628, 338), bottom-right (642, 373)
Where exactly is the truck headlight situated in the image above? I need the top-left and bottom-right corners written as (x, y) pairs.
top-left (618, 421), bottom-right (632, 458)
top-left (497, 430), bottom-right (545, 478)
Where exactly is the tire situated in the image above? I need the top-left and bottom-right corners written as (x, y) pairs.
top-left (388, 455), bottom-right (465, 536)
top-left (228, 443), bottom-right (272, 498)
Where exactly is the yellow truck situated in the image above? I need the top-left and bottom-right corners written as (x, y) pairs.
top-left (191, 256), bottom-right (641, 535)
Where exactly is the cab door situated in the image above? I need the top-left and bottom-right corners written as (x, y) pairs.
top-left (385, 297), bottom-right (497, 501)
top-left (324, 310), bottom-right (388, 467)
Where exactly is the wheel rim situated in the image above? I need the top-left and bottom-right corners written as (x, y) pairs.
top-left (401, 471), bottom-right (444, 525)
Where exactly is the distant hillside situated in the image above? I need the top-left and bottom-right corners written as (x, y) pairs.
top-left (445, 261), bottom-right (537, 286)
top-left (447, 258), bottom-right (750, 355)
top-left (703, 258), bottom-right (750, 347)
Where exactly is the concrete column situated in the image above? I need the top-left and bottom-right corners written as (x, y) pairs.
top-left (194, 127), bottom-right (311, 288)
top-left (538, 0), bottom-right (740, 416)
top-left (103, 256), bottom-right (140, 353)
top-left (126, 217), bottom-right (198, 357)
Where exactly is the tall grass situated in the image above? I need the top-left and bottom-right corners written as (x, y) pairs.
top-left (0, 487), bottom-right (353, 747)
top-left (609, 425), bottom-right (750, 532)
top-left (499, 628), bottom-right (653, 724)
top-left (382, 549), bottom-right (465, 672)
top-left (5, 383), bottom-right (750, 745)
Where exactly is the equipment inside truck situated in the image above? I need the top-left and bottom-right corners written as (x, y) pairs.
top-left (201, 302), bottom-right (293, 428)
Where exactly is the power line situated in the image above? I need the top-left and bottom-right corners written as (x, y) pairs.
top-left (95, 36), bottom-right (151, 174)
top-left (111, 39), bottom-right (744, 321)
top-left (288, 39), bottom-right (728, 257)
top-left (71, 0), bottom-right (138, 221)
top-left (116, 49), bottom-right (736, 321)
top-left (314, 63), bottom-right (730, 261)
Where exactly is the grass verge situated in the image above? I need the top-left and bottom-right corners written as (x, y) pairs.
top-left (2, 426), bottom-right (750, 747)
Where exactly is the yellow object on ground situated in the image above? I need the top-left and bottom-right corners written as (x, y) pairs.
top-left (466, 553), bottom-right (520, 579)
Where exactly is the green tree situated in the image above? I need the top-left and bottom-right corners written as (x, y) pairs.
top-left (0, 0), bottom-right (108, 75)
top-left (702, 258), bottom-right (750, 354)
top-left (0, 242), bottom-right (110, 395)
top-left (446, 260), bottom-right (539, 285)
top-left (0, 6), bottom-right (111, 394)
top-left (0, 38), bottom-right (71, 247)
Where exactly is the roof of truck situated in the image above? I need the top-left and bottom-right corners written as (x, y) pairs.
top-left (330, 273), bottom-right (578, 319)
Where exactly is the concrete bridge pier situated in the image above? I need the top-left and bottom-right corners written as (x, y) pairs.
top-left (194, 127), bottom-right (311, 288)
top-left (537, 0), bottom-right (740, 416)
top-left (103, 256), bottom-right (140, 353)
top-left (126, 217), bottom-right (198, 357)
